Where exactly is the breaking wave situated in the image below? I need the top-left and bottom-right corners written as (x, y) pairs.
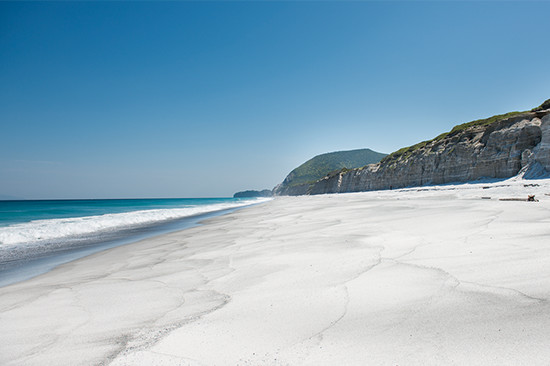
top-left (0, 198), bottom-right (270, 247)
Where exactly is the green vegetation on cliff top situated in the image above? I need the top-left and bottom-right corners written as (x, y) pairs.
top-left (380, 110), bottom-right (533, 164)
top-left (532, 98), bottom-right (550, 112)
top-left (285, 148), bottom-right (387, 187)
top-left (380, 99), bottom-right (550, 165)
top-left (279, 98), bottom-right (549, 187)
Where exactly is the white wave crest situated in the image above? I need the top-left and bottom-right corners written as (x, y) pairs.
top-left (0, 198), bottom-right (271, 246)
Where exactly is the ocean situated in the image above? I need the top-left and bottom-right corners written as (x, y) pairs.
top-left (0, 197), bottom-right (269, 286)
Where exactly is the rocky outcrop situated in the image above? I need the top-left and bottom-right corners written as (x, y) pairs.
top-left (272, 148), bottom-right (387, 196)
top-left (275, 101), bottom-right (550, 196)
top-left (530, 113), bottom-right (550, 171)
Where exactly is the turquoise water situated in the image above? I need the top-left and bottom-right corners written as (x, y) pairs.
top-left (0, 198), bottom-right (247, 227)
top-left (0, 197), bottom-right (268, 287)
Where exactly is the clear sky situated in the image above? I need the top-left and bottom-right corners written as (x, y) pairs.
top-left (1, 1), bottom-right (549, 199)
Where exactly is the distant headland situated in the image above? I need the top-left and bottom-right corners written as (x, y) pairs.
top-left (233, 189), bottom-right (273, 198)
top-left (271, 98), bottom-right (550, 196)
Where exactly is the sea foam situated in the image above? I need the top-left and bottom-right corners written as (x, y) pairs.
top-left (0, 198), bottom-right (270, 247)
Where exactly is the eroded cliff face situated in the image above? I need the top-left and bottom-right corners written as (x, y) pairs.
top-left (272, 180), bottom-right (310, 196)
top-left (279, 108), bottom-right (550, 196)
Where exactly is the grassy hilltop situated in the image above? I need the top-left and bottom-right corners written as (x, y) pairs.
top-left (283, 148), bottom-right (387, 188)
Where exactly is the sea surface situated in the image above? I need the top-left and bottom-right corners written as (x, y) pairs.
top-left (0, 197), bottom-right (269, 286)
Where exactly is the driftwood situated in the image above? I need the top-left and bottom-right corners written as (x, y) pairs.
top-left (499, 195), bottom-right (538, 202)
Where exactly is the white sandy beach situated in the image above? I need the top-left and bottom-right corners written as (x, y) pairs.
top-left (1, 178), bottom-right (550, 366)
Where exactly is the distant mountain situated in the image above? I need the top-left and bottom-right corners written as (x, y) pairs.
top-left (233, 189), bottom-right (272, 198)
top-left (273, 148), bottom-right (387, 195)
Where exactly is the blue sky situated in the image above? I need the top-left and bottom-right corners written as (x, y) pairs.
top-left (1, 1), bottom-right (549, 199)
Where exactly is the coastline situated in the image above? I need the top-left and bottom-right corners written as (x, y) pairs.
top-left (2, 179), bottom-right (550, 365)
top-left (0, 204), bottom-right (256, 288)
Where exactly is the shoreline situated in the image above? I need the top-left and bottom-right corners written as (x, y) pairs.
top-left (2, 179), bottom-right (550, 365)
top-left (0, 200), bottom-right (268, 288)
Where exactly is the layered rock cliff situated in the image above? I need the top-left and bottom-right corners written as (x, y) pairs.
top-left (276, 100), bottom-right (550, 196)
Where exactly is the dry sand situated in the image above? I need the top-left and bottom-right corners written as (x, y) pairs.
top-left (1, 178), bottom-right (550, 365)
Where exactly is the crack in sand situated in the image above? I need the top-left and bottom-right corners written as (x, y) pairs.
top-left (460, 280), bottom-right (547, 303)
top-left (103, 250), bottom-right (238, 365)
top-left (14, 285), bottom-right (95, 365)
top-left (390, 258), bottom-right (545, 305)
top-left (306, 250), bottom-right (384, 346)
top-left (307, 285), bottom-right (350, 344)
top-left (105, 290), bottom-right (232, 365)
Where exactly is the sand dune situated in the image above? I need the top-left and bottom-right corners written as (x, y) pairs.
top-left (1, 178), bottom-right (550, 365)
